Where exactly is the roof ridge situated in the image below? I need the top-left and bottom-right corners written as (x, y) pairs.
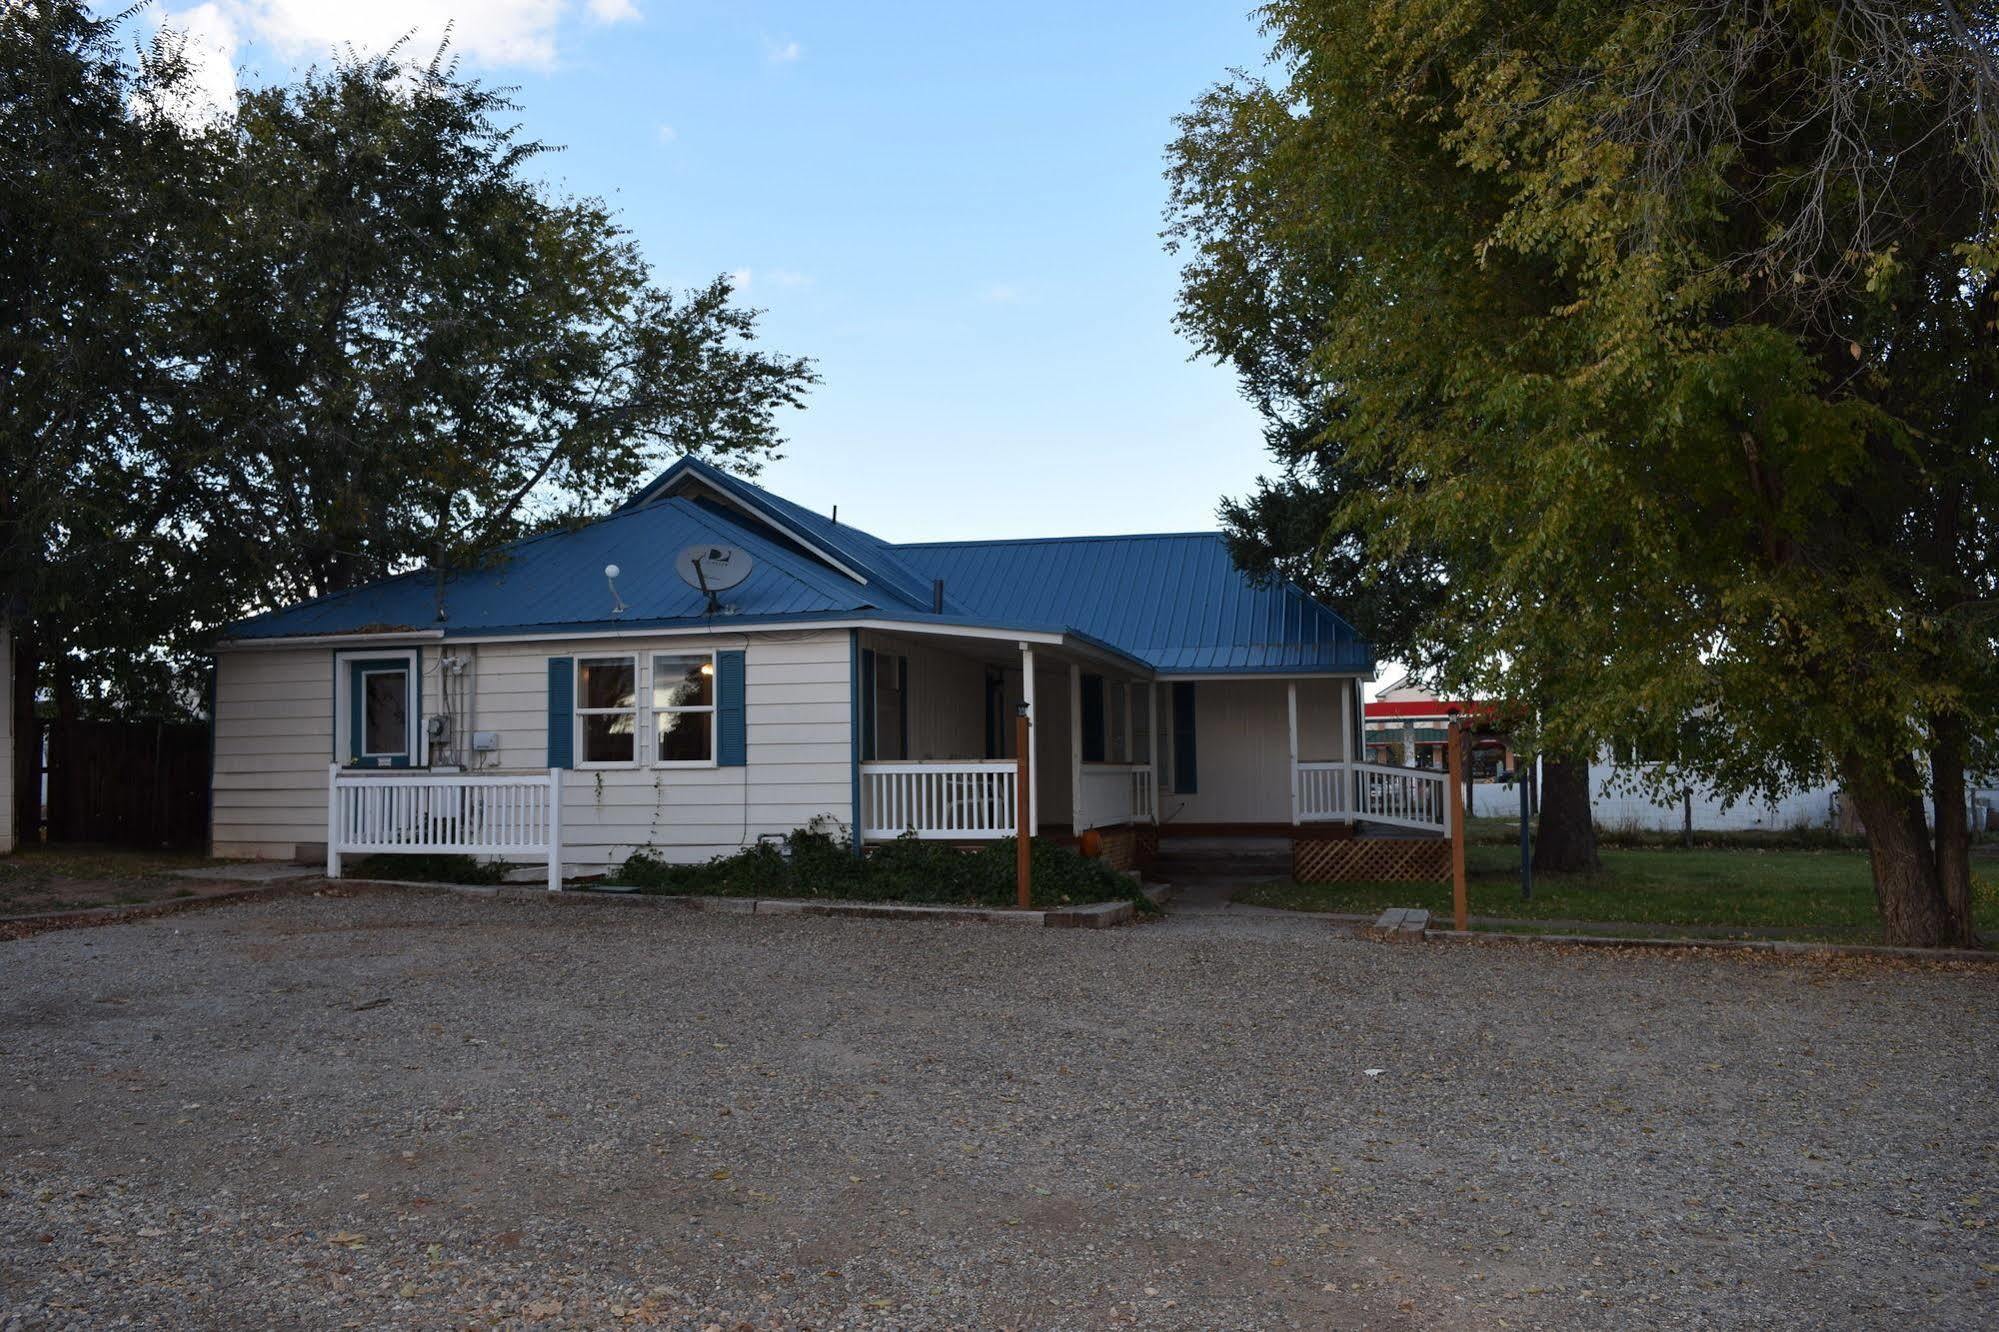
top-left (896, 530), bottom-right (1225, 549)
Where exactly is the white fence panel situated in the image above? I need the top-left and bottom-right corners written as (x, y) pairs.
top-left (861, 761), bottom-right (1018, 841)
top-left (1296, 762), bottom-right (1348, 821)
top-left (1293, 761), bottom-right (1451, 834)
top-left (1077, 763), bottom-right (1151, 833)
top-left (328, 765), bottom-right (563, 891)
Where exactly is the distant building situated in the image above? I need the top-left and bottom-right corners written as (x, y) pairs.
top-left (1363, 676), bottom-right (1515, 778)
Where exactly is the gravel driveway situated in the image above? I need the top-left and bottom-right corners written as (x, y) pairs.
top-left (1, 889), bottom-right (1994, 1330)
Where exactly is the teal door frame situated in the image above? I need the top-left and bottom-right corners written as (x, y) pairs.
top-left (347, 656), bottom-right (418, 768)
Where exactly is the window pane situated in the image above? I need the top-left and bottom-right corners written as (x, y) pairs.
top-left (363, 670), bottom-right (407, 754)
top-left (652, 654), bottom-right (714, 709)
top-left (582, 713), bottom-right (635, 764)
top-left (578, 658), bottom-right (635, 710)
top-left (656, 710), bottom-right (713, 763)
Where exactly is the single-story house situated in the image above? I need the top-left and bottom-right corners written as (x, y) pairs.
top-left (213, 457), bottom-right (1449, 881)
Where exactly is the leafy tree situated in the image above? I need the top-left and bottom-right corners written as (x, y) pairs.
top-left (1, 0), bottom-right (215, 759)
top-left (2, 6), bottom-right (816, 767)
top-left (1168, 0), bottom-right (1998, 945)
top-left (1165, 38), bottom-right (1603, 871)
top-left (179, 47), bottom-right (817, 620)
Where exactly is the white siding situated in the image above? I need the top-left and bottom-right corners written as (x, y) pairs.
top-left (211, 630), bottom-right (855, 872)
top-left (211, 646), bottom-right (337, 858)
top-left (1158, 678), bottom-right (1348, 827)
top-left (861, 632), bottom-right (989, 761)
top-left (0, 620), bottom-right (13, 855)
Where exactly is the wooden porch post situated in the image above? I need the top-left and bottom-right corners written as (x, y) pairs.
top-left (1286, 681), bottom-right (1300, 826)
top-left (1020, 644), bottom-right (1038, 835)
top-left (1447, 718), bottom-right (1468, 930)
top-left (1015, 708), bottom-right (1032, 908)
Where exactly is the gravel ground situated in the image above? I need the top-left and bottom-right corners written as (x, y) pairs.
top-left (1, 888), bottom-right (1995, 1331)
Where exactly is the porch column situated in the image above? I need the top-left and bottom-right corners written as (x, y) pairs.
top-left (1068, 661), bottom-right (1083, 833)
top-left (1348, 678), bottom-right (1362, 825)
top-left (1147, 683), bottom-right (1160, 823)
top-left (1287, 681), bottom-right (1300, 826)
top-left (1021, 644), bottom-right (1038, 835)
top-left (1122, 681), bottom-right (1134, 764)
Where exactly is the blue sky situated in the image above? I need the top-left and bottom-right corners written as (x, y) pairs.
top-left (154, 1), bottom-right (1279, 544)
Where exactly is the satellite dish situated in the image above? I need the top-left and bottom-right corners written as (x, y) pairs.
top-left (674, 544), bottom-right (754, 611)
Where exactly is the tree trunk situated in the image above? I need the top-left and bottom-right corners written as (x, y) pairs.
top-left (1929, 715), bottom-right (1977, 947)
top-left (1840, 754), bottom-right (1951, 948)
top-left (1533, 753), bottom-right (1600, 875)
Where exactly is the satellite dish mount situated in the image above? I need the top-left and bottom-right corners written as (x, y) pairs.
top-left (674, 544), bottom-right (754, 615)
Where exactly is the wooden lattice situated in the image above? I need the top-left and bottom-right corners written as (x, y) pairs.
top-left (1293, 837), bottom-right (1449, 883)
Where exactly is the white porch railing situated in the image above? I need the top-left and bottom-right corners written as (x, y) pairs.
top-left (1077, 762), bottom-right (1155, 833)
top-left (327, 765), bottom-right (564, 891)
top-left (1295, 760), bottom-right (1451, 835)
top-left (860, 760), bottom-right (1018, 841)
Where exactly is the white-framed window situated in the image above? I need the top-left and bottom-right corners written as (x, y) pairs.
top-left (651, 651), bottom-right (716, 766)
top-left (575, 655), bottom-right (639, 767)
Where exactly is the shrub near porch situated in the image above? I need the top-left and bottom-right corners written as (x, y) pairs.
top-left (613, 825), bottom-right (1159, 914)
top-left (1238, 843), bottom-right (1900, 941)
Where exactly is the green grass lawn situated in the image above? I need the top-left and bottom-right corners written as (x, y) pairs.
top-left (1235, 843), bottom-right (1895, 941)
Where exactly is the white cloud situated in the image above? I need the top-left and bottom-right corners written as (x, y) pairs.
top-left (981, 282), bottom-right (1026, 305)
top-left (766, 269), bottom-right (813, 288)
top-left (765, 37), bottom-right (803, 64)
top-left (158, 0), bottom-right (641, 88)
top-left (727, 269), bottom-right (753, 290)
top-left (656, 123), bottom-right (678, 143)
top-left (156, 2), bottom-right (242, 122)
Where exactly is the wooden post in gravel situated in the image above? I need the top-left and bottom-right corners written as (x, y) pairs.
top-left (1015, 706), bottom-right (1032, 909)
top-left (1447, 718), bottom-right (1468, 931)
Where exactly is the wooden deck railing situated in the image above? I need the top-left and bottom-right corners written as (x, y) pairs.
top-left (327, 765), bottom-right (563, 891)
top-left (859, 760), bottom-right (1019, 841)
top-left (1295, 760), bottom-right (1450, 834)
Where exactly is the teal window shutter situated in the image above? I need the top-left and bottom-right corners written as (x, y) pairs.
top-left (1171, 682), bottom-right (1197, 793)
top-left (858, 648), bottom-right (877, 761)
top-left (547, 657), bottom-right (574, 768)
top-left (716, 650), bottom-right (747, 766)
top-left (1080, 674), bottom-right (1106, 763)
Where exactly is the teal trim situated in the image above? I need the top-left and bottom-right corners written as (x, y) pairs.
top-left (347, 656), bottom-right (415, 768)
top-left (847, 630), bottom-right (862, 855)
top-left (858, 648), bottom-right (878, 762)
top-left (1171, 682), bottom-right (1198, 793)
top-left (546, 657), bottom-right (574, 768)
top-left (715, 650), bottom-right (747, 766)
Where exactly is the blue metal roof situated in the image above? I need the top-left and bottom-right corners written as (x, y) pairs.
top-left (624, 457), bottom-right (948, 613)
top-left (226, 460), bottom-right (1376, 674)
top-left (897, 534), bottom-right (1374, 674)
top-left (225, 497), bottom-right (887, 639)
